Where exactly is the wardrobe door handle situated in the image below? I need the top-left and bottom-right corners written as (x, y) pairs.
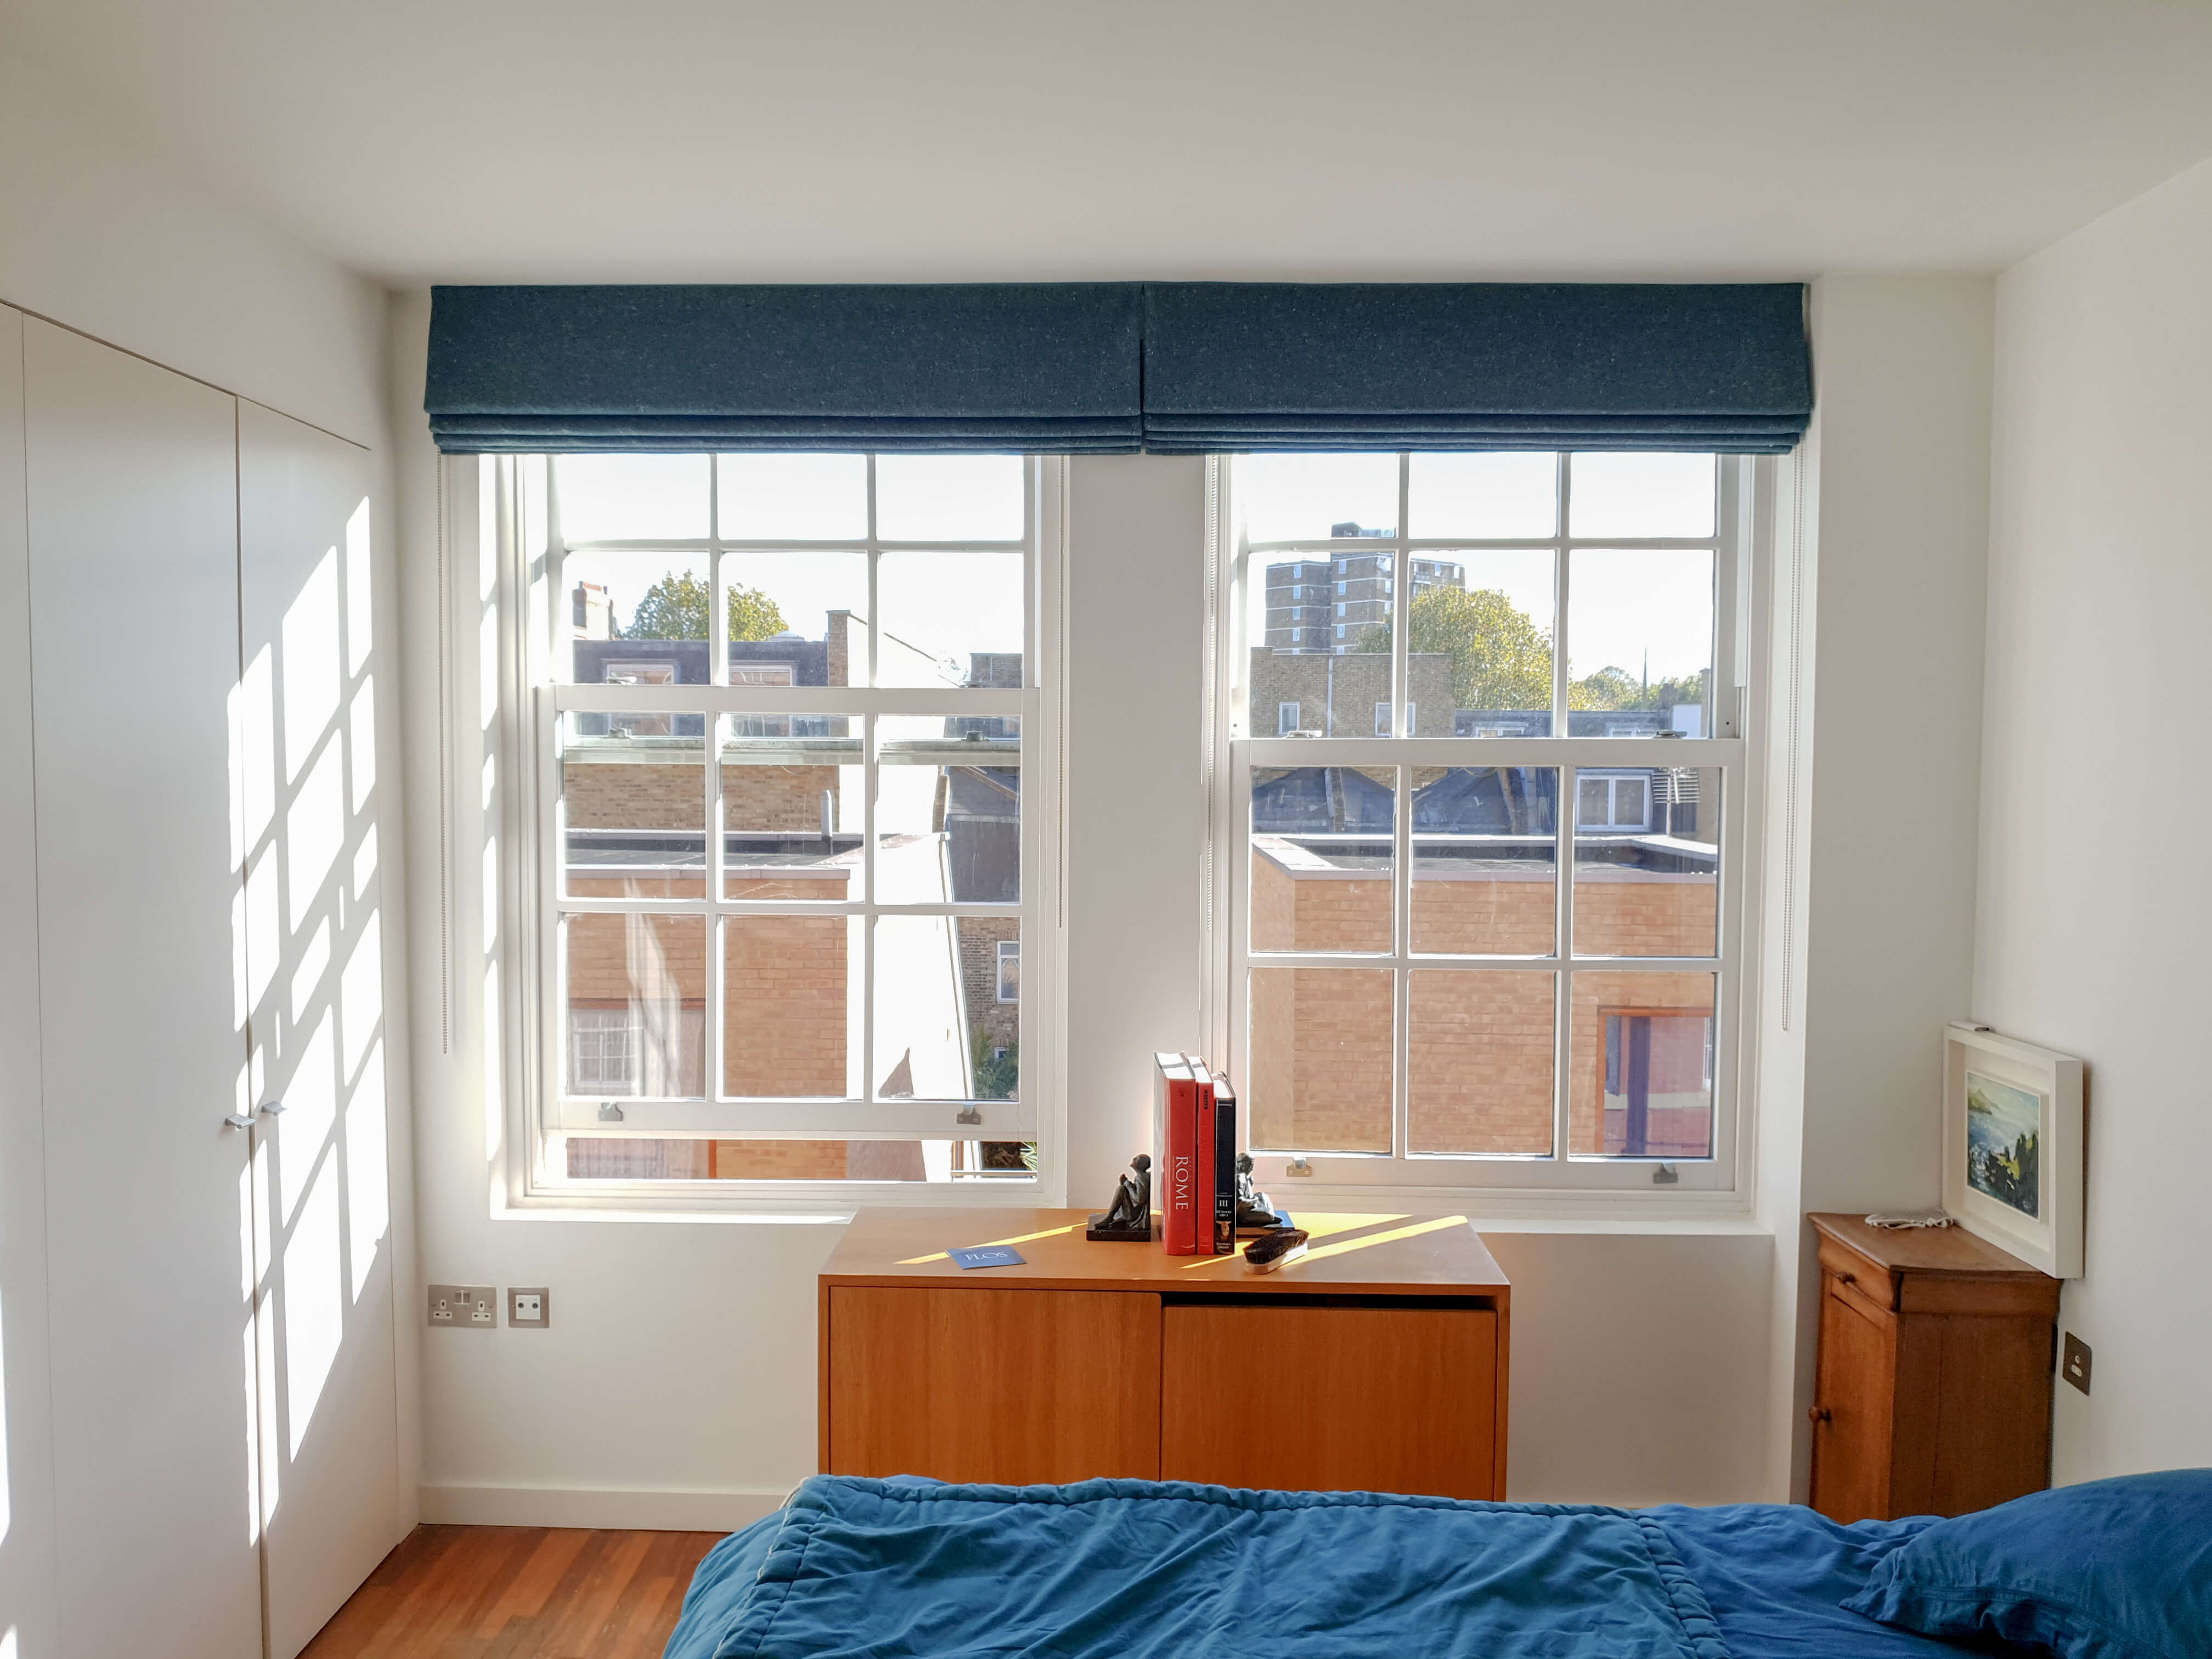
top-left (223, 1113), bottom-right (255, 1130)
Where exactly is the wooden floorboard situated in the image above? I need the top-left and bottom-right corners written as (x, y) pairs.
top-left (300, 1525), bottom-right (725, 1659)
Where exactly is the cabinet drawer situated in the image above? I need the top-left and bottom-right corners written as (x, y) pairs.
top-left (826, 1287), bottom-right (1160, 1484)
top-left (1160, 1300), bottom-right (1498, 1499)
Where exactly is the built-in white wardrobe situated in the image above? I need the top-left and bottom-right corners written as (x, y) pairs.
top-left (0, 305), bottom-right (409, 1658)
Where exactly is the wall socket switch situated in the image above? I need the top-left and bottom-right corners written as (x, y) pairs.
top-left (2061, 1331), bottom-right (2092, 1394)
top-left (428, 1284), bottom-right (497, 1328)
top-left (507, 1286), bottom-right (549, 1329)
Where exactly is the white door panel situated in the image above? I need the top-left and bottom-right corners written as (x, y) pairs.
top-left (236, 399), bottom-right (406, 1658)
top-left (0, 304), bottom-right (63, 1657)
top-left (25, 319), bottom-right (264, 1659)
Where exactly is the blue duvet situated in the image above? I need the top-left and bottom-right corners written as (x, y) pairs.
top-left (668, 1475), bottom-right (1781, 1659)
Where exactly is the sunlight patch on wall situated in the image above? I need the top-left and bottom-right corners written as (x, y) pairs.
top-left (281, 548), bottom-right (340, 785)
top-left (279, 1013), bottom-right (336, 1222)
top-left (286, 739), bottom-right (345, 934)
top-left (348, 678), bottom-right (376, 812)
top-left (340, 913), bottom-right (382, 1083)
top-left (284, 1155), bottom-right (343, 1459)
top-left (238, 643), bottom-right (276, 850)
top-left (347, 1044), bottom-right (389, 1303)
top-left (289, 917), bottom-right (331, 1026)
top-left (345, 500), bottom-right (372, 677)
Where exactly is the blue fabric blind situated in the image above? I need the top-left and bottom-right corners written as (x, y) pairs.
top-left (1141, 282), bottom-right (1810, 454)
top-left (425, 283), bottom-right (1144, 453)
top-left (424, 281), bottom-right (1809, 455)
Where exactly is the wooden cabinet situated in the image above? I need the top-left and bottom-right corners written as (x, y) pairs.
top-left (1806, 1214), bottom-right (2060, 1523)
top-left (821, 1209), bottom-right (1510, 1499)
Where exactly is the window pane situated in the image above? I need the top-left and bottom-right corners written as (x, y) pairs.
top-left (724, 914), bottom-right (858, 1097)
top-left (716, 453), bottom-right (867, 540)
top-left (1240, 453), bottom-right (1398, 544)
top-left (1248, 557), bottom-right (1390, 731)
top-left (555, 454), bottom-right (710, 543)
top-left (873, 916), bottom-right (1013, 1104)
top-left (562, 1137), bottom-right (968, 1182)
top-left (1408, 971), bottom-right (1554, 1155)
top-left (963, 921), bottom-right (1019, 1101)
top-left (876, 550), bottom-right (1024, 689)
top-left (562, 913), bottom-right (706, 1097)
top-left (1408, 452), bottom-right (1557, 539)
top-left (719, 551), bottom-right (868, 686)
top-left (1567, 452), bottom-right (1716, 539)
top-left (1573, 767), bottom-right (1719, 957)
top-left (565, 551), bottom-right (711, 683)
top-left (1565, 548), bottom-right (1712, 734)
top-left (876, 714), bottom-right (1020, 904)
top-left (718, 712), bottom-right (859, 901)
top-left (560, 709), bottom-right (704, 900)
top-left (1397, 549), bottom-right (1556, 737)
top-left (1410, 767), bottom-right (1557, 953)
top-left (875, 454), bottom-right (1023, 541)
top-left (1249, 767), bottom-right (1393, 953)
top-left (1570, 971), bottom-right (1716, 1158)
top-left (1247, 967), bottom-right (1393, 1153)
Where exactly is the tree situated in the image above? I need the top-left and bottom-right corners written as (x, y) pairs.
top-left (1567, 665), bottom-right (1707, 712)
top-left (619, 570), bottom-right (789, 641)
top-left (1358, 586), bottom-right (1553, 712)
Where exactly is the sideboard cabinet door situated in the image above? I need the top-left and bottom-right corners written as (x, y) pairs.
top-left (1160, 1301), bottom-right (1500, 1498)
top-left (826, 1287), bottom-right (1161, 1483)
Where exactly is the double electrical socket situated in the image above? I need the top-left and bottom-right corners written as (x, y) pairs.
top-left (427, 1284), bottom-right (551, 1329)
top-left (427, 1285), bottom-right (496, 1327)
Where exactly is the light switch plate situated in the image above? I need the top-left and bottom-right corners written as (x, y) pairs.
top-left (429, 1284), bottom-right (497, 1328)
top-left (507, 1286), bottom-right (549, 1329)
top-left (2061, 1331), bottom-right (2092, 1394)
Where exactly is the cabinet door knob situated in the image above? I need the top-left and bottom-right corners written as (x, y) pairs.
top-left (1808, 1404), bottom-right (1832, 1424)
top-left (1836, 1271), bottom-right (1856, 1285)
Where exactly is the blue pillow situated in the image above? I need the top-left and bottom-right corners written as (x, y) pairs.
top-left (1841, 1470), bottom-right (2212, 1659)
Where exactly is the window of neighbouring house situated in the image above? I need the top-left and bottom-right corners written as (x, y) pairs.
top-left (495, 452), bottom-right (1058, 1194)
top-left (1221, 448), bottom-right (1754, 1195)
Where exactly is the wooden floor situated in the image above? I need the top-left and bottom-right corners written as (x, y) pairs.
top-left (300, 1525), bottom-right (725, 1658)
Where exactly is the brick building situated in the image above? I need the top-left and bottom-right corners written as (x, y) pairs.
top-left (1248, 763), bottom-right (1718, 1161)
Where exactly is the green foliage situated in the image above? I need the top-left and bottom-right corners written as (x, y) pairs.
top-left (618, 570), bottom-right (789, 642)
top-left (1357, 587), bottom-right (1554, 711)
top-left (972, 1036), bottom-right (1019, 1102)
top-left (1568, 664), bottom-right (1708, 713)
top-left (1971, 1128), bottom-right (2040, 1215)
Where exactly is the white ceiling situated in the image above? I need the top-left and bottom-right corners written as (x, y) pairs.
top-left (13, 0), bottom-right (2212, 285)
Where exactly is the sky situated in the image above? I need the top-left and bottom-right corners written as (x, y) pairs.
top-left (548, 448), bottom-right (1715, 693)
top-left (1239, 451), bottom-right (1717, 684)
top-left (554, 454), bottom-right (1024, 686)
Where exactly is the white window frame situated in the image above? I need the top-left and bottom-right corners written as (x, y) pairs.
top-left (1205, 450), bottom-right (1768, 1204)
top-left (996, 939), bottom-right (1020, 1003)
top-left (479, 453), bottom-right (1068, 1211)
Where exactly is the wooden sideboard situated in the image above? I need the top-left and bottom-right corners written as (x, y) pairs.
top-left (819, 1207), bottom-right (1511, 1499)
top-left (1806, 1212), bottom-right (2061, 1523)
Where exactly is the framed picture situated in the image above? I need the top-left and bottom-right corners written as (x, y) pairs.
top-left (1942, 1026), bottom-right (2083, 1278)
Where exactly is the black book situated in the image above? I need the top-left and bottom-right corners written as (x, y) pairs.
top-left (1211, 1070), bottom-right (1238, 1255)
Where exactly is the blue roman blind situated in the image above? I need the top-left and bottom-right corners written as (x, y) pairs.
top-left (1141, 282), bottom-right (1810, 453)
top-left (424, 281), bottom-right (1809, 455)
top-left (424, 283), bottom-right (1145, 453)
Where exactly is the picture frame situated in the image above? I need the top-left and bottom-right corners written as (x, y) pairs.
top-left (1942, 1025), bottom-right (2083, 1278)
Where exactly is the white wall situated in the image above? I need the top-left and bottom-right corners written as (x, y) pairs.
top-left (0, 49), bottom-right (386, 449)
top-left (1978, 154), bottom-right (2212, 1483)
top-left (1753, 276), bottom-right (1996, 1498)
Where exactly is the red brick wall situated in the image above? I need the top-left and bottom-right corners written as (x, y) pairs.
top-left (1249, 844), bottom-right (1718, 1158)
top-left (563, 761), bottom-right (841, 833)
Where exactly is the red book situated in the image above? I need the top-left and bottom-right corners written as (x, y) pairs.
top-left (1186, 1055), bottom-right (1216, 1259)
top-left (1153, 1052), bottom-right (1199, 1256)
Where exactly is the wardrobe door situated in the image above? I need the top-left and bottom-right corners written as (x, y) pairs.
top-left (236, 399), bottom-right (408, 1658)
top-left (25, 319), bottom-right (263, 1659)
top-left (0, 307), bottom-right (63, 1657)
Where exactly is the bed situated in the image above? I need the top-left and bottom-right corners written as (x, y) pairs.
top-left (661, 1475), bottom-right (1989, 1659)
